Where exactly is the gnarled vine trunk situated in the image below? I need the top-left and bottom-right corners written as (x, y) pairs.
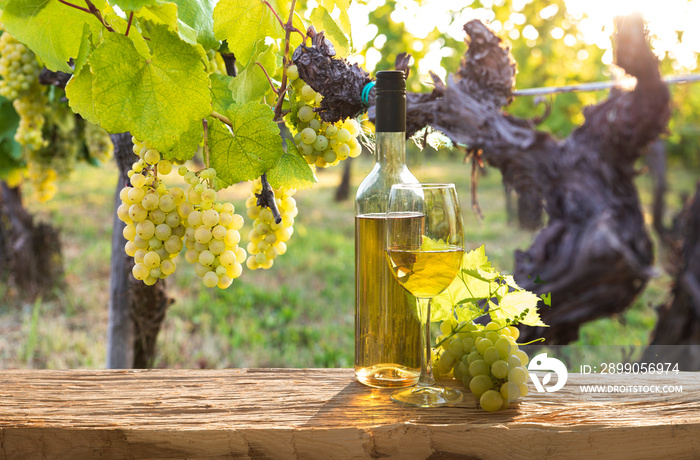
top-left (296, 14), bottom-right (670, 344)
top-left (0, 182), bottom-right (63, 303)
top-left (642, 144), bottom-right (700, 370)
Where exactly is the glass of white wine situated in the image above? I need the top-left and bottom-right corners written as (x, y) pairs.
top-left (385, 183), bottom-right (465, 407)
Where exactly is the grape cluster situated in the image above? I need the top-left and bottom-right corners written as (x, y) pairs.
top-left (434, 320), bottom-right (530, 412)
top-left (117, 140), bottom-right (186, 286)
top-left (245, 177), bottom-right (296, 270)
top-left (0, 30), bottom-right (41, 100)
top-left (286, 65), bottom-right (362, 168)
top-left (85, 122), bottom-right (114, 163)
top-left (179, 167), bottom-right (246, 289)
top-left (12, 83), bottom-right (47, 151)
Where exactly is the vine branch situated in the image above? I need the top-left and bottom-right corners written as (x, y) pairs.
top-left (257, 174), bottom-right (282, 224)
top-left (58, 0), bottom-right (90, 13)
top-left (273, 0), bottom-right (300, 121)
top-left (83, 0), bottom-right (115, 32)
top-left (210, 110), bottom-right (233, 128)
top-left (255, 61), bottom-right (279, 95)
top-left (125, 12), bottom-right (134, 37)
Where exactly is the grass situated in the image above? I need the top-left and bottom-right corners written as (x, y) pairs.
top-left (0, 153), bottom-right (696, 369)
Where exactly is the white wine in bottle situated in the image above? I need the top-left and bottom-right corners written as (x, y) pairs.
top-left (354, 71), bottom-right (421, 388)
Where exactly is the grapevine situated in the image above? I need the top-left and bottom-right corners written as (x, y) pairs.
top-left (285, 65), bottom-right (363, 168)
top-left (245, 177), bottom-right (296, 270)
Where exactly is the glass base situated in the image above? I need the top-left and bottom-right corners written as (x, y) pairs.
top-left (391, 384), bottom-right (463, 407)
top-left (355, 364), bottom-right (420, 388)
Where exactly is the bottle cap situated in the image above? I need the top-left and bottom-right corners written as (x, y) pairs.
top-left (375, 71), bottom-right (406, 132)
top-left (375, 70), bottom-right (406, 93)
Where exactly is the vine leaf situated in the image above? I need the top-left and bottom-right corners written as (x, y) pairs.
top-left (493, 290), bottom-right (546, 327)
top-left (210, 74), bottom-right (235, 114)
top-left (170, 0), bottom-right (218, 50)
top-left (319, 0), bottom-right (351, 37)
top-left (66, 25), bottom-right (98, 124)
top-left (111, 0), bottom-right (159, 12)
top-left (0, 0), bottom-right (102, 73)
top-left (266, 140), bottom-right (316, 190)
top-left (161, 118), bottom-right (202, 163)
top-left (88, 23), bottom-right (211, 152)
top-left (213, 0), bottom-right (282, 65)
top-left (207, 102), bottom-right (285, 187)
top-left (309, 6), bottom-right (349, 56)
top-left (229, 40), bottom-right (278, 103)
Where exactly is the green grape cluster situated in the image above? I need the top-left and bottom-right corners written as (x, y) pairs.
top-left (178, 166), bottom-right (247, 289)
top-left (434, 320), bottom-right (530, 412)
top-left (0, 30), bottom-right (41, 100)
top-left (12, 82), bottom-right (47, 151)
top-left (85, 122), bottom-right (114, 163)
top-left (117, 139), bottom-right (186, 286)
top-left (26, 106), bottom-right (80, 202)
top-left (205, 49), bottom-right (227, 75)
top-left (244, 177), bottom-right (296, 270)
top-left (285, 65), bottom-right (362, 168)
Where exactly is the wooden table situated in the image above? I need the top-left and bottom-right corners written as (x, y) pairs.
top-left (0, 369), bottom-right (698, 459)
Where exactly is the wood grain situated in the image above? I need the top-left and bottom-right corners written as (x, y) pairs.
top-left (0, 369), bottom-right (698, 459)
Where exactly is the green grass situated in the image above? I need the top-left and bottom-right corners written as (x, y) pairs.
top-left (0, 154), bottom-right (696, 369)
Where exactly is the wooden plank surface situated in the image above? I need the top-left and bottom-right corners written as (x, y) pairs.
top-left (0, 369), bottom-right (698, 459)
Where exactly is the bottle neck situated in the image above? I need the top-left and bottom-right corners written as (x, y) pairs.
top-left (375, 132), bottom-right (406, 169)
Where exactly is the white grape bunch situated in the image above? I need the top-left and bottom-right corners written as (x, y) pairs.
top-left (178, 166), bottom-right (246, 289)
top-left (285, 65), bottom-right (363, 168)
top-left (12, 82), bottom-right (47, 151)
top-left (433, 320), bottom-right (530, 412)
top-left (0, 30), bottom-right (41, 100)
top-left (245, 177), bottom-right (296, 270)
top-left (117, 138), bottom-right (187, 286)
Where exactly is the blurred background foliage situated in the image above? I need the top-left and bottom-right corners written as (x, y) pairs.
top-left (348, 0), bottom-right (699, 167)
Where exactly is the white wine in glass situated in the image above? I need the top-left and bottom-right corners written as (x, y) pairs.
top-left (386, 183), bottom-right (465, 407)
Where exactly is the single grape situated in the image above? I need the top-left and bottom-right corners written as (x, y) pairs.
top-left (469, 375), bottom-right (494, 398)
top-left (480, 390), bottom-right (504, 412)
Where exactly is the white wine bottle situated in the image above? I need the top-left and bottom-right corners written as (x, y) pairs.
top-left (355, 70), bottom-right (421, 387)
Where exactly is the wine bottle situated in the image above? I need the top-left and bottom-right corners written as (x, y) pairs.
top-left (354, 70), bottom-right (422, 388)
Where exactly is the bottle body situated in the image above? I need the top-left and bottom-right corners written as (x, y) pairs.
top-left (354, 129), bottom-right (422, 387)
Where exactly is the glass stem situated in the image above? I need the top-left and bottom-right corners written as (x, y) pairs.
top-left (416, 297), bottom-right (436, 388)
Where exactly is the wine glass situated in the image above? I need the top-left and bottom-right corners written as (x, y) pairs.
top-left (385, 183), bottom-right (465, 407)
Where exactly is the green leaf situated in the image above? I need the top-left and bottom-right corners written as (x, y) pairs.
top-left (104, 12), bottom-right (152, 59)
top-left (1, 0), bottom-right (102, 72)
top-left (229, 41), bottom-right (278, 103)
top-left (210, 73), bottom-right (235, 114)
top-left (309, 6), bottom-right (349, 56)
top-left (112, 0), bottom-right (159, 12)
top-left (266, 140), bottom-right (316, 190)
top-left (65, 64), bottom-right (98, 124)
top-left (213, 0), bottom-right (281, 65)
top-left (89, 23), bottom-right (211, 151)
top-left (171, 0), bottom-right (218, 50)
top-left (491, 291), bottom-right (546, 327)
top-left (207, 102), bottom-right (284, 187)
top-left (462, 244), bottom-right (498, 281)
top-left (0, 95), bottom-right (19, 145)
top-left (162, 118), bottom-right (202, 163)
top-left (134, 2), bottom-right (179, 30)
top-left (66, 26), bottom-right (98, 125)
